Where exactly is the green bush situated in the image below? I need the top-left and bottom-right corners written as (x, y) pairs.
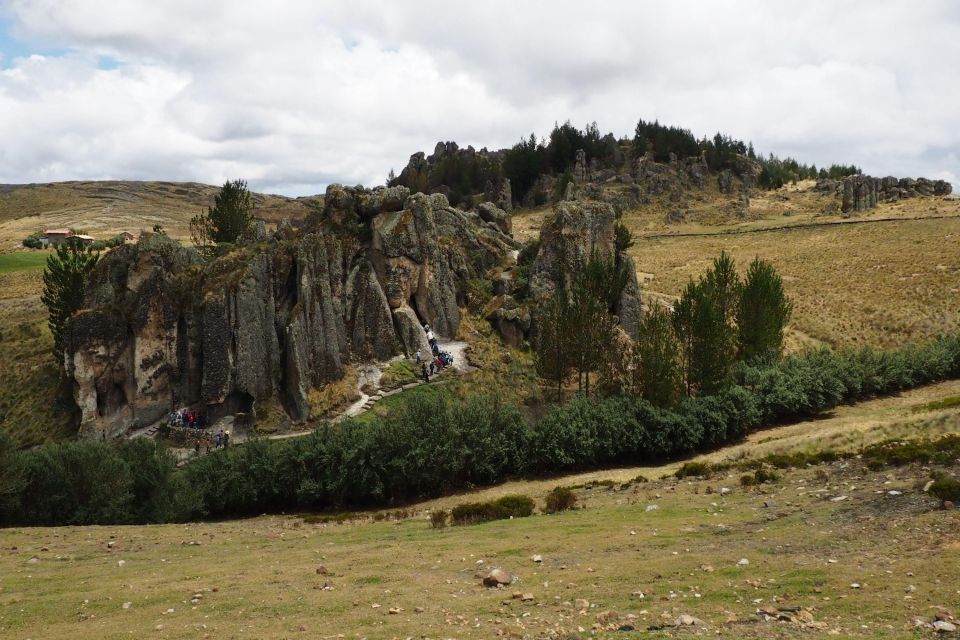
top-left (675, 461), bottom-right (710, 479)
top-left (929, 478), bottom-right (960, 504)
top-left (495, 495), bottom-right (535, 518)
top-left (740, 474), bottom-right (757, 487)
top-left (22, 231), bottom-right (44, 249)
top-left (451, 501), bottom-right (502, 525)
top-left (544, 486), bottom-right (578, 513)
top-left (430, 509), bottom-right (449, 529)
top-left (450, 495), bottom-right (534, 525)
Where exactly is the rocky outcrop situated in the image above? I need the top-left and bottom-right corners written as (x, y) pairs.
top-left (838, 175), bottom-right (953, 214)
top-left (477, 201), bottom-right (512, 236)
top-left (528, 199), bottom-right (641, 339)
top-left (65, 185), bottom-right (517, 439)
top-left (484, 295), bottom-right (531, 348)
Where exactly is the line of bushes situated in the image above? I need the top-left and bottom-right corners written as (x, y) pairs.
top-left (1, 336), bottom-right (959, 526)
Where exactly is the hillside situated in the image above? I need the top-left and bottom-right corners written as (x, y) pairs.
top-left (0, 180), bottom-right (318, 248)
top-left (1, 382), bottom-right (958, 639)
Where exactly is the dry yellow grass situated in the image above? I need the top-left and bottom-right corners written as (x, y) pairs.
top-left (0, 181), bottom-right (316, 248)
top-left (510, 182), bottom-right (960, 350)
top-left (631, 216), bottom-right (960, 349)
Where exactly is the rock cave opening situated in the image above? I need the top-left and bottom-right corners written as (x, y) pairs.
top-left (96, 382), bottom-right (127, 419)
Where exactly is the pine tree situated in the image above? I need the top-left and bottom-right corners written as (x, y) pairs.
top-left (41, 239), bottom-right (100, 365)
top-left (636, 307), bottom-right (683, 407)
top-left (736, 257), bottom-right (792, 362)
top-left (534, 286), bottom-right (573, 401)
top-left (190, 179), bottom-right (255, 248)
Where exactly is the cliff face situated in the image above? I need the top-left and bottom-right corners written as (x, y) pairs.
top-left (65, 186), bottom-right (517, 439)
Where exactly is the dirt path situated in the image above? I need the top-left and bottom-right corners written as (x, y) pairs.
top-left (236, 339), bottom-right (472, 443)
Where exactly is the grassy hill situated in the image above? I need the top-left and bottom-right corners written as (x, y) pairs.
top-left (515, 180), bottom-right (960, 351)
top-left (1, 381), bottom-right (958, 639)
top-left (0, 180), bottom-right (318, 248)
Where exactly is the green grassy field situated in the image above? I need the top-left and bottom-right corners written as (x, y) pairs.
top-left (0, 251), bottom-right (49, 274)
top-left (1, 416), bottom-right (957, 639)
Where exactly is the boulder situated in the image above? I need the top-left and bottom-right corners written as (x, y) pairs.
top-left (482, 568), bottom-right (513, 587)
top-left (478, 201), bottom-right (512, 236)
top-left (392, 306), bottom-right (430, 357)
top-left (485, 295), bottom-right (531, 348)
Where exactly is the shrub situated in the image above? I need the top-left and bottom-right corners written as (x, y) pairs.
top-left (430, 509), bottom-right (449, 529)
top-left (675, 461), bottom-right (710, 479)
top-left (929, 479), bottom-right (960, 504)
top-left (22, 231), bottom-right (44, 249)
top-left (740, 474), bottom-right (757, 487)
top-left (544, 486), bottom-right (578, 513)
top-left (451, 501), bottom-right (502, 525)
top-left (495, 495), bottom-right (535, 518)
top-left (450, 495), bottom-right (534, 525)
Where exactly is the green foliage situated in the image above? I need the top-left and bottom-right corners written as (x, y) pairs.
top-left (512, 238), bottom-right (541, 301)
top-left (673, 273), bottom-right (735, 396)
top-left (2, 336), bottom-right (959, 527)
top-left (675, 461), bottom-right (711, 479)
top-left (22, 230), bottom-right (44, 249)
top-left (450, 495), bottom-right (534, 525)
top-left (40, 239), bottom-right (100, 364)
top-left (632, 118), bottom-right (700, 161)
top-left (543, 486), bottom-right (578, 513)
top-left (614, 222), bottom-right (634, 255)
top-left (191, 179), bottom-right (255, 249)
top-left (429, 509), bottom-right (449, 529)
top-left (89, 234), bottom-right (127, 251)
top-left (379, 359), bottom-right (419, 388)
top-left (737, 258), bottom-right (792, 362)
top-left (502, 133), bottom-right (548, 204)
top-left (929, 478), bottom-right (960, 503)
top-left (635, 307), bottom-right (683, 407)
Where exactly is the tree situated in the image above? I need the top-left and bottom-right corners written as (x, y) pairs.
top-left (736, 257), bottom-right (792, 362)
top-left (191, 179), bottom-right (255, 248)
top-left (672, 273), bottom-right (736, 396)
top-left (534, 286), bottom-right (574, 401)
top-left (635, 307), bottom-right (683, 407)
top-left (568, 252), bottom-right (622, 397)
top-left (41, 239), bottom-right (100, 365)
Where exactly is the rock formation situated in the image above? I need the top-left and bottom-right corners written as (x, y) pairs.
top-left (528, 200), bottom-right (641, 339)
top-left (65, 185), bottom-right (518, 439)
top-left (836, 175), bottom-right (953, 214)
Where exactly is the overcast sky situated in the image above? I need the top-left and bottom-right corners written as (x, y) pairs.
top-left (1, 1), bottom-right (957, 196)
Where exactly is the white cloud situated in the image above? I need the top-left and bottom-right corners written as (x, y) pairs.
top-left (0, 0), bottom-right (957, 194)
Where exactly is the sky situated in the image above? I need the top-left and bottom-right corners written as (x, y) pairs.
top-left (0, 1), bottom-right (958, 197)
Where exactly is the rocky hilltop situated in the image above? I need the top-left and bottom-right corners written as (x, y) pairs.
top-left (64, 186), bottom-right (519, 439)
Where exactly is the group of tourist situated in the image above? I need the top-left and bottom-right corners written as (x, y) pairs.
top-left (168, 408), bottom-right (208, 429)
top-left (416, 323), bottom-right (454, 382)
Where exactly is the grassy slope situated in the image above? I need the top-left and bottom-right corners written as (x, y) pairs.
top-left (0, 181), bottom-right (317, 247)
top-left (1, 385), bottom-right (958, 639)
top-left (514, 181), bottom-right (960, 351)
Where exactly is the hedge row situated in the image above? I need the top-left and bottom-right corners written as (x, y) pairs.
top-left (1, 335), bottom-right (958, 526)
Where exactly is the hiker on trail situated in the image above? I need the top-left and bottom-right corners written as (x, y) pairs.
top-left (431, 341), bottom-right (440, 356)
top-left (223, 431), bottom-right (230, 448)
top-left (421, 362), bottom-right (430, 383)
top-left (429, 360), bottom-right (435, 376)
top-left (415, 348), bottom-right (422, 364)
top-left (215, 430), bottom-right (223, 448)
top-left (424, 323), bottom-right (434, 342)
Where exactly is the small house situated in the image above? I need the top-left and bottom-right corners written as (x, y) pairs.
top-left (41, 228), bottom-right (74, 247)
top-left (119, 231), bottom-right (136, 243)
top-left (74, 234), bottom-right (95, 246)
